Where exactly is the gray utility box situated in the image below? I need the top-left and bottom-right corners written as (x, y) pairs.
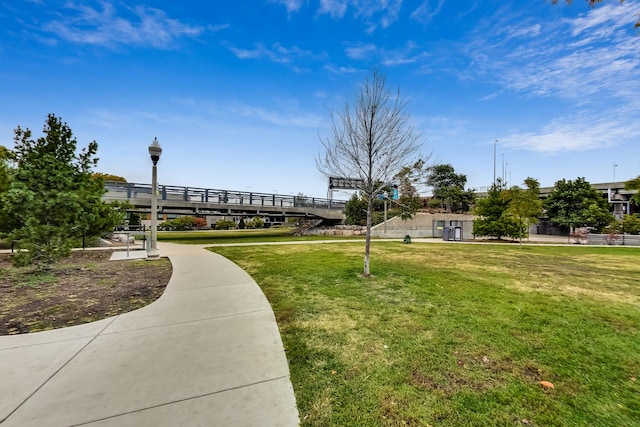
top-left (442, 226), bottom-right (462, 241)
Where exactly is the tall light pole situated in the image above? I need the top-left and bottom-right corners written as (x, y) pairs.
top-left (148, 137), bottom-right (162, 257)
top-left (493, 140), bottom-right (497, 186)
top-left (613, 163), bottom-right (618, 184)
top-left (505, 162), bottom-right (509, 187)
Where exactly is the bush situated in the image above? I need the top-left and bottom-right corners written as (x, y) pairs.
top-left (214, 219), bottom-right (236, 230)
top-left (246, 216), bottom-right (265, 229)
top-left (606, 214), bottom-right (640, 235)
top-left (158, 216), bottom-right (196, 231)
top-left (193, 217), bottom-right (208, 229)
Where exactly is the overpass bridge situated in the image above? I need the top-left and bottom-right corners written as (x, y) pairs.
top-left (103, 181), bottom-right (346, 224)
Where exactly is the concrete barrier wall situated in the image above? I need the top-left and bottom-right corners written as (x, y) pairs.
top-left (370, 213), bottom-right (476, 239)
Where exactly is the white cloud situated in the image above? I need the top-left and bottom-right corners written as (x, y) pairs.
top-left (467, 2), bottom-right (640, 101)
top-left (313, 0), bottom-right (404, 32)
top-left (344, 41), bottom-right (428, 66)
top-left (570, 2), bottom-right (638, 36)
top-left (229, 42), bottom-right (319, 64)
top-left (226, 102), bottom-right (324, 128)
top-left (41, 1), bottom-right (210, 49)
top-left (499, 104), bottom-right (640, 153)
top-left (507, 23), bottom-right (541, 38)
top-left (382, 41), bottom-right (429, 66)
top-left (463, 2), bottom-right (640, 154)
top-left (324, 64), bottom-right (359, 74)
top-left (319, 0), bottom-right (348, 19)
top-left (344, 42), bottom-right (379, 60)
top-left (410, 0), bottom-right (446, 25)
top-left (271, 0), bottom-right (304, 14)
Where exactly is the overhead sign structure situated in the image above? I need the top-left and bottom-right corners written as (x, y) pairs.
top-left (328, 177), bottom-right (364, 190)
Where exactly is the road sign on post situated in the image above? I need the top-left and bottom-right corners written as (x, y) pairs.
top-left (391, 186), bottom-right (399, 200)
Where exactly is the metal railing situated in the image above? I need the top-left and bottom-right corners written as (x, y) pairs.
top-left (104, 181), bottom-right (346, 211)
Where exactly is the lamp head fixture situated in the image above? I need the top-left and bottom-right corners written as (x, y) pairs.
top-left (148, 137), bottom-right (162, 165)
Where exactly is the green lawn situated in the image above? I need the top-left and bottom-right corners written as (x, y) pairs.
top-left (210, 242), bottom-right (640, 426)
top-left (156, 228), bottom-right (367, 244)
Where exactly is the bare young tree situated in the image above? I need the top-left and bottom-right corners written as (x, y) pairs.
top-left (317, 68), bottom-right (423, 276)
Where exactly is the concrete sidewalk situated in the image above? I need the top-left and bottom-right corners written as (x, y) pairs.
top-left (0, 243), bottom-right (299, 426)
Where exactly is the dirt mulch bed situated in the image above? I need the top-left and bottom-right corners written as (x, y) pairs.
top-left (0, 250), bottom-right (172, 335)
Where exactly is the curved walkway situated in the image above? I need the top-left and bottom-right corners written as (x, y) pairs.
top-left (0, 243), bottom-right (299, 426)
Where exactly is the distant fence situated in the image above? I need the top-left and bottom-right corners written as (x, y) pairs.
top-left (587, 234), bottom-right (640, 246)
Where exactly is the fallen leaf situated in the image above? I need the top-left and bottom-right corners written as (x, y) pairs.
top-left (331, 370), bottom-right (337, 375)
top-left (482, 356), bottom-right (489, 364)
top-left (631, 377), bottom-right (636, 383)
top-left (540, 380), bottom-right (555, 389)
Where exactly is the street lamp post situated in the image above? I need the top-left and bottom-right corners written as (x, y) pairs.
top-left (383, 192), bottom-right (388, 235)
top-left (148, 137), bottom-right (162, 257)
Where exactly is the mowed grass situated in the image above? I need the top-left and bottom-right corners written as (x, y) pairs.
top-left (210, 242), bottom-right (640, 426)
top-left (157, 228), bottom-right (366, 244)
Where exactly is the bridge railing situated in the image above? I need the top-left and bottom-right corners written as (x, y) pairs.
top-left (104, 181), bottom-right (346, 211)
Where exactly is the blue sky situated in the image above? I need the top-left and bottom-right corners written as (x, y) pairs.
top-left (1, 1), bottom-right (639, 199)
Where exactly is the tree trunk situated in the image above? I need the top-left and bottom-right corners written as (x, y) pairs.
top-left (364, 194), bottom-right (373, 276)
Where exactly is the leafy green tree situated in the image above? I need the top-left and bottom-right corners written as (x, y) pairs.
top-left (345, 193), bottom-right (368, 225)
top-left (544, 177), bottom-right (614, 232)
top-left (0, 146), bottom-right (12, 193)
top-left (426, 164), bottom-right (475, 213)
top-left (1, 114), bottom-right (115, 268)
top-left (394, 183), bottom-right (422, 220)
top-left (624, 176), bottom-right (640, 206)
top-left (472, 180), bottom-right (521, 239)
top-left (93, 172), bottom-right (127, 182)
top-left (505, 178), bottom-right (544, 243)
top-left (0, 146), bottom-right (15, 233)
top-left (392, 160), bottom-right (426, 220)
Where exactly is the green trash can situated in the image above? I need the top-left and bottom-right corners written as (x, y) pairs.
top-left (403, 235), bottom-right (411, 244)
